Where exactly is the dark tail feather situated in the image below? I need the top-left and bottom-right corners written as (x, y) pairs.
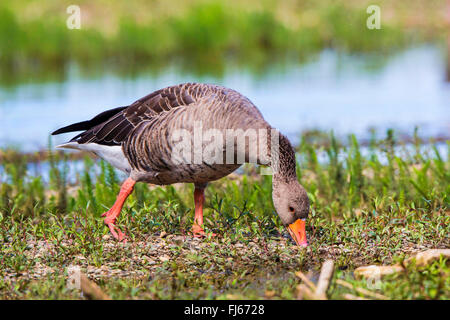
top-left (52, 120), bottom-right (91, 135)
top-left (51, 106), bottom-right (127, 135)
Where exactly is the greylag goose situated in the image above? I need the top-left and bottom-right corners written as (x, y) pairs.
top-left (52, 83), bottom-right (309, 246)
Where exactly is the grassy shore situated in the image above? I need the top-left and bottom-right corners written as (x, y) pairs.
top-left (1, 0), bottom-right (448, 81)
top-left (0, 130), bottom-right (448, 299)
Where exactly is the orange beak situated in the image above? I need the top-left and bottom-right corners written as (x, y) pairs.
top-left (287, 219), bottom-right (307, 247)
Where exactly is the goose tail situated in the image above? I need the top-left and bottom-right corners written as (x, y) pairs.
top-left (55, 142), bottom-right (83, 150)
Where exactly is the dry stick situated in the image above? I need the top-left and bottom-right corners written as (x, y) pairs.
top-left (297, 283), bottom-right (315, 300)
top-left (80, 273), bottom-right (111, 300)
top-left (315, 260), bottom-right (334, 300)
top-left (295, 271), bottom-right (316, 291)
top-left (336, 279), bottom-right (388, 300)
top-left (296, 260), bottom-right (335, 300)
top-left (343, 293), bottom-right (369, 300)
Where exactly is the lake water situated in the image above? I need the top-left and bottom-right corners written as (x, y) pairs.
top-left (0, 45), bottom-right (449, 151)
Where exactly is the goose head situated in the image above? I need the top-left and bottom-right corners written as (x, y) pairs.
top-left (269, 133), bottom-right (309, 247)
top-left (272, 174), bottom-right (309, 247)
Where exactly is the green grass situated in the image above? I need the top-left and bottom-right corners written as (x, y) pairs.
top-left (0, 130), bottom-right (448, 299)
top-left (0, 0), bottom-right (447, 84)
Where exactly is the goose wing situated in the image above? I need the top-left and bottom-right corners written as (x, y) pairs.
top-left (52, 83), bottom-right (220, 146)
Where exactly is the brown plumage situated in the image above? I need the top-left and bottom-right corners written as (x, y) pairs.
top-left (52, 83), bottom-right (309, 246)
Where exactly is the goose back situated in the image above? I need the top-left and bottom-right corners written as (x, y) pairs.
top-left (123, 83), bottom-right (272, 184)
top-left (54, 83), bottom-right (275, 185)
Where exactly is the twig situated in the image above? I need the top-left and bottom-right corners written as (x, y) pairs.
top-left (315, 259), bottom-right (334, 300)
top-left (295, 271), bottom-right (316, 291)
top-left (336, 279), bottom-right (388, 300)
top-left (80, 273), bottom-right (111, 300)
top-left (296, 259), bottom-right (335, 300)
top-left (296, 283), bottom-right (315, 300)
top-left (404, 249), bottom-right (450, 268)
top-left (343, 293), bottom-right (369, 300)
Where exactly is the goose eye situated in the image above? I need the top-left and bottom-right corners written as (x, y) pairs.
top-left (289, 206), bottom-right (295, 213)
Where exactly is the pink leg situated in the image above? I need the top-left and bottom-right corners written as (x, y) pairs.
top-left (102, 177), bottom-right (135, 242)
top-left (192, 188), bottom-right (205, 237)
top-left (192, 187), bottom-right (216, 238)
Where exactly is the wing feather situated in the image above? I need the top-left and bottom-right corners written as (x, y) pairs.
top-left (52, 83), bottom-right (218, 146)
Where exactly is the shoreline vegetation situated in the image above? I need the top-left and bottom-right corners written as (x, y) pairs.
top-left (0, 130), bottom-right (448, 299)
top-left (1, 129), bottom-right (449, 164)
top-left (1, 0), bottom-right (449, 83)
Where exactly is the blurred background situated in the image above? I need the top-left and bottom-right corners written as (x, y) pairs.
top-left (0, 0), bottom-right (449, 151)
